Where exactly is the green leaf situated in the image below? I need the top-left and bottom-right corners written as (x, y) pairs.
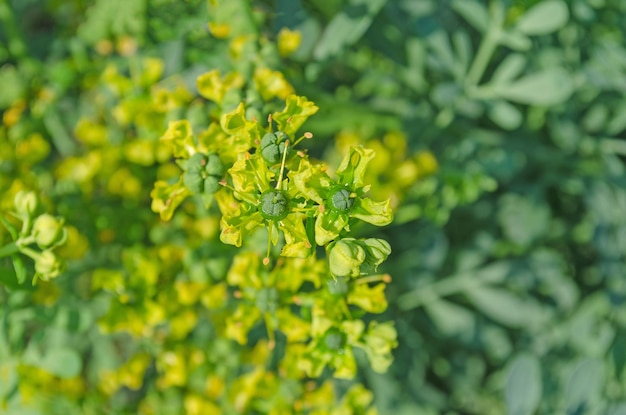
top-left (498, 30), bottom-right (532, 51)
top-left (465, 286), bottom-right (547, 328)
top-left (505, 354), bottom-right (542, 415)
top-left (0, 359), bottom-right (18, 399)
top-left (77, 0), bottom-right (146, 44)
top-left (0, 266), bottom-right (20, 290)
top-left (451, 0), bottom-right (489, 33)
top-left (12, 254), bottom-right (27, 285)
top-left (313, 0), bottom-right (387, 59)
top-left (497, 194), bottom-right (550, 246)
top-left (491, 54), bottom-right (527, 84)
top-left (425, 299), bottom-right (475, 337)
top-left (488, 100), bottom-right (523, 130)
top-left (0, 65), bottom-right (25, 109)
top-left (515, 0), bottom-right (569, 36)
top-left (565, 359), bottom-right (605, 413)
top-left (38, 347), bottom-right (82, 378)
top-left (607, 403), bottom-right (626, 415)
top-left (495, 67), bottom-right (574, 105)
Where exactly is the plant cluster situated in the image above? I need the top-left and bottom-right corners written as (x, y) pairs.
top-left (2, 0), bottom-right (626, 414)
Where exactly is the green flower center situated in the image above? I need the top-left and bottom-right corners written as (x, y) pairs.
top-left (259, 190), bottom-right (289, 220)
top-left (329, 187), bottom-right (354, 212)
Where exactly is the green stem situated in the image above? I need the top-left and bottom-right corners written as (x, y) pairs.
top-left (0, 242), bottom-right (20, 258)
top-left (464, 1), bottom-right (504, 87)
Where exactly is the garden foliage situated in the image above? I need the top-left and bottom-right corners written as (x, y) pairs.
top-left (1, 0), bottom-right (626, 414)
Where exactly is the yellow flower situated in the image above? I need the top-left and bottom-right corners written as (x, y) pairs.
top-left (253, 67), bottom-right (294, 101)
top-left (116, 35), bottom-right (138, 56)
top-left (169, 309), bottom-right (198, 339)
top-left (2, 99), bottom-right (26, 127)
top-left (196, 69), bottom-right (244, 104)
top-left (157, 350), bottom-right (187, 389)
top-left (184, 393), bottom-right (221, 415)
top-left (277, 28), bottom-right (302, 56)
top-left (107, 168), bottom-right (142, 199)
top-left (74, 118), bottom-right (108, 146)
top-left (208, 22), bottom-right (231, 39)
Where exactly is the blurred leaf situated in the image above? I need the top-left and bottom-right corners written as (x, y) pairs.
top-left (313, 0), bottom-right (387, 59)
top-left (452, 31), bottom-right (472, 77)
top-left (12, 254), bottom-right (26, 285)
top-left (78, 0), bottom-right (146, 44)
top-left (494, 67), bottom-right (574, 105)
top-left (565, 359), bottom-right (605, 414)
top-left (497, 194), bottom-right (550, 246)
top-left (607, 403), bottom-right (626, 415)
top-left (487, 100), bottom-right (523, 130)
top-left (426, 30), bottom-right (458, 77)
top-left (515, 0), bottom-right (569, 36)
top-left (451, 0), bottom-right (489, 33)
top-left (0, 266), bottom-right (20, 290)
top-left (612, 333), bottom-right (626, 381)
top-left (505, 354), bottom-right (542, 415)
top-left (465, 286), bottom-right (547, 329)
top-left (491, 53), bottom-right (527, 84)
top-left (0, 358), bottom-right (18, 399)
top-left (498, 30), bottom-right (532, 51)
top-left (0, 65), bottom-right (25, 109)
top-left (425, 299), bottom-right (475, 337)
top-left (38, 347), bottom-right (82, 379)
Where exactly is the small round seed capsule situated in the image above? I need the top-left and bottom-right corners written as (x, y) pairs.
top-left (260, 131), bottom-right (289, 164)
top-left (259, 190), bottom-right (289, 221)
top-left (205, 153), bottom-right (224, 177)
top-left (328, 187), bottom-right (354, 212)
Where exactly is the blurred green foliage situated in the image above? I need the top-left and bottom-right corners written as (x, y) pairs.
top-left (1, 0), bottom-right (626, 414)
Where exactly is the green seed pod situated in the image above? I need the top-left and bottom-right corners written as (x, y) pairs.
top-left (328, 238), bottom-right (366, 278)
top-left (328, 186), bottom-right (354, 212)
top-left (205, 153), bottom-right (224, 177)
top-left (323, 328), bottom-right (346, 351)
top-left (35, 250), bottom-right (65, 281)
top-left (32, 214), bottom-right (67, 249)
top-left (255, 287), bottom-right (279, 313)
top-left (186, 152), bottom-right (207, 172)
top-left (363, 238), bottom-right (392, 269)
top-left (14, 190), bottom-right (38, 218)
top-left (183, 169), bottom-right (204, 194)
top-left (204, 176), bottom-right (220, 194)
top-left (260, 131), bottom-right (289, 164)
top-left (259, 190), bottom-right (289, 221)
top-left (327, 275), bottom-right (350, 296)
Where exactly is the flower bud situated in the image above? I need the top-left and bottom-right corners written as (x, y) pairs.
top-left (35, 250), bottom-right (65, 281)
top-left (362, 238), bottom-right (391, 269)
top-left (328, 238), bottom-right (366, 278)
top-left (33, 214), bottom-right (67, 249)
top-left (14, 190), bottom-right (38, 218)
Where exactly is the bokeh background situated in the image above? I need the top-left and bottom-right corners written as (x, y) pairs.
top-left (1, 0), bottom-right (626, 414)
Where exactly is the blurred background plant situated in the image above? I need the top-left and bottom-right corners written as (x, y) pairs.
top-left (1, 0), bottom-right (626, 414)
